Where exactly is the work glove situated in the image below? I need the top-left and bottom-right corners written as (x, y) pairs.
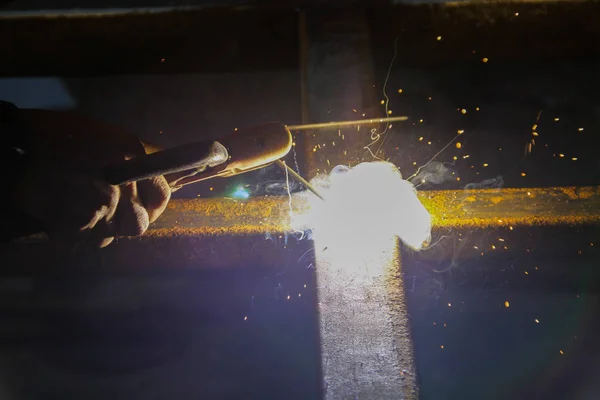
top-left (6, 108), bottom-right (173, 248)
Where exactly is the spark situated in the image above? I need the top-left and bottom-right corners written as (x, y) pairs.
top-left (437, 36), bottom-right (442, 41)
top-left (398, 89), bottom-right (403, 94)
top-left (461, 109), bottom-right (467, 114)
top-left (244, 316), bottom-right (248, 321)
top-left (554, 117), bottom-right (560, 121)
top-left (482, 57), bottom-right (489, 63)
top-left (456, 142), bottom-right (462, 149)
top-left (504, 301), bottom-right (510, 308)
top-left (457, 129), bottom-right (464, 134)
top-left (534, 319), bottom-right (539, 323)
top-left (521, 172), bottom-right (527, 177)
top-left (578, 128), bottom-right (584, 131)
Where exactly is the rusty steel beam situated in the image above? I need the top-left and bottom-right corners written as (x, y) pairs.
top-left (2, 186), bottom-right (598, 273)
top-left (148, 185), bottom-right (600, 235)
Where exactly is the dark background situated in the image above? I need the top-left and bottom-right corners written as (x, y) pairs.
top-left (1, 1), bottom-right (599, 399)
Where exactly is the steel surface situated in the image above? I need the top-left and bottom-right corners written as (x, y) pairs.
top-left (147, 186), bottom-right (600, 236)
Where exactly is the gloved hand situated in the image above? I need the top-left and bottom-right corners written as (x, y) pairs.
top-left (9, 109), bottom-right (171, 248)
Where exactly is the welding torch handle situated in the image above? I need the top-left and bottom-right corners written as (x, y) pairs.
top-left (103, 140), bottom-right (229, 186)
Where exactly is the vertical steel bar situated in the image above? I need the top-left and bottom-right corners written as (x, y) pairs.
top-left (302, 11), bottom-right (418, 399)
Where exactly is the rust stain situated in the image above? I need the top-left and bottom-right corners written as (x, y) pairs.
top-left (490, 196), bottom-right (504, 204)
top-left (576, 187), bottom-right (596, 199)
top-left (562, 187), bottom-right (580, 200)
top-left (431, 215), bottom-right (600, 229)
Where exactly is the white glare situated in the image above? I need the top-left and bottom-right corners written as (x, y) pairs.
top-left (292, 161), bottom-right (432, 253)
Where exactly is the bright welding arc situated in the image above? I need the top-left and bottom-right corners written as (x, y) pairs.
top-left (291, 161), bottom-right (432, 254)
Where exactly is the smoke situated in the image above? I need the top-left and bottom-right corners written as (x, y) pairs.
top-left (247, 179), bottom-right (300, 197)
top-left (410, 161), bottom-right (455, 186)
top-left (464, 175), bottom-right (504, 191)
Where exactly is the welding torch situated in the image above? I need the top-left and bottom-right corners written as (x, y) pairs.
top-left (103, 122), bottom-right (324, 200)
top-left (104, 116), bottom-right (408, 199)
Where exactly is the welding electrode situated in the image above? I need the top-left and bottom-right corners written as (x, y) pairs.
top-left (275, 160), bottom-right (325, 201)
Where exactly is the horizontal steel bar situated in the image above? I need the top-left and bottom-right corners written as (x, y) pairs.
top-left (148, 186), bottom-right (600, 236)
top-left (1, 186), bottom-right (598, 273)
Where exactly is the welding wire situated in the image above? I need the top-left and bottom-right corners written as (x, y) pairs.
top-left (286, 116), bottom-right (408, 131)
top-left (275, 160), bottom-right (325, 201)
